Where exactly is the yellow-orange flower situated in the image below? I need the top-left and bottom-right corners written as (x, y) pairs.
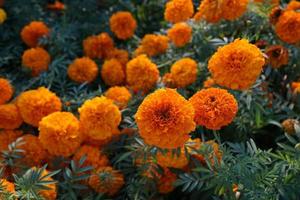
top-left (73, 145), bottom-right (109, 169)
top-left (89, 166), bottom-right (124, 196)
top-left (286, 0), bottom-right (300, 11)
top-left (22, 47), bottom-right (51, 76)
top-left (83, 33), bottom-right (114, 59)
top-left (79, 96), bottom-right (121, 141)
top-left (0, 8), bottom-right (6, 24)
top-left (189, 88), bottom-right (238, 130)
top-left (101, 59), bottom-right (125, 86)
top-left (106, 48), bottom-right (129, 66)
top-left (105, 86), bottom-right (132, 109)
top-left (164, 0), bottom-right (194, 23)
top-left (157, 168), bottom-right (177, 194)
top-left (16, 87), bottom-right (62, 127)
top-left (38, 112), bottom-right (82, 157)
top-left (203, 77), bottom-right (216, 88)
top-left (170, 58), bottom-right (198, 88)
top-left (135, 88), bottom-right (196, 149)
top-left (0, 78), bottom-right (13, 105)
top-left (162, 73), bottom-right (176, 88)
top-left (221, 0), bottom-right (249, 21)
top-left (275, 11), bottom-right (300, 44)
top-left (0, 179), bottom-right (15, 193)
top-left (156, 149), bottom-right (188, 169)
top-left (136, 34), bottom-right (169, 57)
top-left (20, 21), bottom-right (50, 47)
top-left (281, 119), bottom-right (299, 135)
top-left (0, 130), bottom-right (22, 152)
top-left (0, 104), bottom-right (23, 130)
top-left (67, 57), bottom-right (98, 83)
top-left (208, 39), bottom-right (265, 90)
top-left (109, 11), bottom-right (137, 40)
top-left (167, 22), bottom-right (192, 47)
top-left (126, 55), bottom-right (159, 92)
top-left (47, 1), bottom-right (66, 10)
top-left (265, 45), bottom-right (289, 68)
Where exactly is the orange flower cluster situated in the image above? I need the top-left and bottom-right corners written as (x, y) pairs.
top-left (109, 11), bottom-right (137, 40)
top-left (101, 59), bottom-right (125, 86)
top-left (83, 33), bottom-right (114, 59)
top-left (0, 104), bottom-right (23, 129)
top-left (164, 0), bottom-right (194, 23)
top-left (189, 88), bottom-right (238, 130)
top-left (167, 22), bottom-right (192, 47)
top-left (105, 86), bottom-right (132, 109)
top-left (0, 78), bottom-right (13, 105)
top-left (156, 149), bottom-right (188, 169)
top-left (20, 21), bottom-right (50, 47)
top-left (208, 39), bottom-right (265, 90)
top-left (68, 57), bottom-right (98, 83)
top-left (135, 88), bottom-right (195, 149)
top-left (135, 34), bottom-right (169, 57)
top-left (106, 48), bottom-right (129, 66)
top-left (265, 45), bottom-right (289, 68)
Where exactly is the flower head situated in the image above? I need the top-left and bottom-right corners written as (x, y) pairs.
top-left (203, 77), bottom-right (216, 88)
top-left (16, 87), bottom-right (62, 127)
top-left (0, 179), bottom-right (15, 193)
top-left (0, 130), bottom-right (22, 152)
top-left (0, 78), bottom-right (13, 105)
top-left (106, 48), bottom-right (129, 66)
top-left (164, 0), bottom-right (194, 23)
top-left (136, 34), bottom-right (169, 57)
top-left (0, 8), bottom-right (6, 24)
top-left (162, 73), bottom-right (176, 88)
top-left (105, 86), bottom-right (132, 109)
top-left (68, 57), bottom-right (98, 83)
top-left (275, 11), bottom-right (300, 44)
top-left (47, 1), bottom-right (66, 10)
top-left (135, 88), bottom-right (196, 149)
top-left (20, 21), bottom-right (50, 47)
top-left (281, 119), bottom-right (299, 135)
top-left (101, 59), bottom-right (125, 86)
top-left (157, 168), bottom-right (177, 194)
top-left (156, 149), bottom-right (189, 169)
top-left (167, 22), bottom-right (192, 47)
top-left (0, 104), bottom-right (23, 130)
top-left (266, 45), bottom-right (289, 68)
top-left (39, 112), bottom-right (82, 157)
top-left (189, 88), bottom-right (238, 130)
top-left (269, 6), bottom-right (282, 25)
top-left (286, 1), bottom-right (300, 11)
top-left (291, 82), bottom-right (300, 94)
top-left (83, 33), bottom-right (114, 59)
top-left (109, 11), bottom-right (137, 40)
top-left (208, 39), bottom-right (265, 90)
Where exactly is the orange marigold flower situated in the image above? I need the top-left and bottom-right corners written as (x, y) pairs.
top-left (275, 11), bottom-right (300, 44)
top-left (170, 58), bottom-right (198, 88)
top-left (0, 8), bottom-right (6, 24)
top-left (0, 179), bottom-right (15, 193)
top-left (16, 87), bottom-right (62, 127)
top-left (269, 6), bottom-right (282, 25)
top-left (156, 149), bottom-right (189, 169)
top-left (0, 78), bottom-right (13, 105)
top-left (162, 73), bottom-right (176, 88)
top-left (203, 76), bottom-right (216, 88)
top-left (101, 59), bottom-right (125, 86)
top-left (281, 119), bottom-right (299, 135)
top-left (208, 39), bottom-right (265, 90)
top-left (109, 11), bottom-right (137, 40)
top-left (39, 112), bottom-right (82, 157)
top-left (73, 145), bottom-right (109, 169)
top-left (167, 22), bottom-right (192, 47)
top-left (47, 1), bottom-right (66, 11)
top-left (291, 82), bottom-right (300, 93)
top-left (137, 34), bottom-right (169, 57)
top-left (68, 57), bottom-right (98, 83)
top-left (221, 0), bottom-right (249, 21)
top-left (79, 96), bottom-right (121, 141)
top-left (189, 88), bottom-right (238, 130)
top-left (105, 86), bottom-right (132, 109)
top-left (0, 130), bottom-right (22, 152)
top-left (286, 0), bottom-right (300, 11)
top-left (135, 88), bottom-right (196, 149)
top-left (126, 55), bottom-right (159, 92)
top-left (83, 33), bottom-right (114, 59)
top-left (89, 166), bottom-right (124, 196)
top-left (20, 21), bottom-right (50, 47)
top-left (265, 45), bottom-right (289, 68)
top-left (157, 168), bottom-right (177, 194)
top-left (22, 47), bottom-right (51, 76)
top-left (106, 48), bottom-right (129, 66)
top-left (0, 104), bottom-right (23, 130)
top-left (164, 0), bottom-right (194, 23)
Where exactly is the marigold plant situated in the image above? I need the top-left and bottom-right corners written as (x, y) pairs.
top-left (101, 59), bottom-right (125, 86)
top-left (0, 104), bottom-right (23, 130)
top-left (109, 11), bottom-right (137, 40)
top-left (20, 21), bottom-right (50, 47)
top-left (156, 149), bottom-right (189, 169)
top-left (164, 0), bottom-right (194, 23)
top-left (0, 78), bottom-right (14, 105)
top-left (167, 22), bottom-right (192, 47)
top-left (136, 34), bottom-right (169, 57)
top-left (67, 57), bottom-right (98, 83)
top-left (83, 33), bottom-right (114, 59)
top-left (106, 48), bottom-right (129, 66)
top-left (104, 86), bottom-right (132, 109)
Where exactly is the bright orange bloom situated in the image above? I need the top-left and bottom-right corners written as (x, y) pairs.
top-left (39, 112), bottom-right (82, 157)
top-left (189, 88), bottom-right (238, 130)
top-left (167, 22), bottom-right (192, 47)
top-left (170, 58), bottom-right (198, 88)
top-left (47, 1), bottom-right (66, 10)
top-left (0, 78), bottom-right (13, 105)
top-left (20, 21), bottom-right (50, 47)
top-left (291, 82), bottom-right (300, 93)
top-left (156, 149), bottom-right (189, 169)
top-left (221, 0), bottom-right (249, 21)
top-left (286, 0), bottom-right (300, 11)
top-left (79, 96), bottom-right (121, 141)
top-left (275, 11), bottom-right (300, 44)
top-left (281, 119), bottom-right (299, 135)
top-left (157, 168), bottom-right (177, 194)
top-left (265, 45), bottom-right (289, 68)
top-left (22, 47), bottom-right (51, 76)
top-left (68, 57), bottom-right (98, 83)
top-left (0, 130), bottom-right (22, 152)
top-left (109, 11), bottom-right (137, 40)
top-left (203, 77), bottom-right (216, 88)
top-left (106, 48), bottom-right (129, 66)
top-left (83, 33), bottom-right (114, 59)
top-left (136, 34), bottom-right (169, 57)
top-left (162, 73), bottom-right (176, 88)
top-left (208, 39), bottom-right (265, 90)
top-left (89, 166), bottom-right (124, 196)
top-left (0, 104), bottom-right (23, 130)
top-left (126, 55), bottom-right (159, 92)
top-left (135, 88), bottom-right (196, 149)
top-left (164, 0), bottom-right (194, 23)
top-left (101, 59), bottom-right (125, 86)
top-left (16, 87), bottom-right (62, 127)
top-left (105, 86), bottom-right (132, 109)
top-left (0, 179), bottom-right (15, 193)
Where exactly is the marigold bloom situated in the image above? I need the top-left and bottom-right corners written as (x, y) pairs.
top-left (203, 77), bottom-right (216, 88)
top-left (221, 0), bottom-right (249, 21)
top-left (291, 82), bottom-right (300, 93)
top-left (126, 55), bottom-right (159, 92)
top-left (156, 149), bottom-right (188, 169)
top-left (170, 58), bottom-right (198, 88)
top-left (282, 119), bottom-right (299, 135)
top-left (275, 11), bottom-right (300, 44)
top-left (269, 6), bottom-right (282, 25)
top-left (137, 34), bottom-right (169, 57)
top-left (265, 45), bottom-right (289, 68)
top-left (83, 133), bottom-right (118, 147)
top-left (189, 88), bottom-right (238, 130)
top-left (0, 104), bottom-right (23, 130)
top-left (106, 48), bottom-right (129, 66)
top-left (47, 1), bottom-right (66, 10)
top-left (109, 11), bottom-right (137, 40)
top-left (0, 78), bottom-right (13, 105)
top-left (0, 8), bottom-right (6, 24)
top-left (164, 0), bottom-right (194, 23)
top-left (20, 21), bottom-right (50, 47)
top-left (83, 33), bottom-right (114, 59)
top-left (16, 87), bottom-right (62, 127)
top-left (39, 112), bottom-right (82, 157)
top-left (208, 39), bottom-right (265, 90)
top-left (157, 168), bottom-right (177, 194)
top-left (286, 1), bottom-right (300, 11)
top-left (0, 130), bottom-right (22, 152)
top-left (162, 73), bottom-right (176, 88)
top-left (135, 88), bottom-right (196, 149)
top-left (105, 86), bottom-right (132, 109)
top-left (89, 166), bottom-right (124, 196)
top-left (167, 22), bottom-right (192, 47)
top-left (22, 47), bottom-right (51, 76)
top-left (0, 179), bottom-right (15, 193)
top-left (73, 145), bottom-right (109, 169)
top-left (79, 96), bottom-right (121, 141)
top-left (34, 168), bottom-right (57, 200)
top-left (101, 59), bottom-right (125, 86)
top-left (68, 57), bottom-right (98, 83)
